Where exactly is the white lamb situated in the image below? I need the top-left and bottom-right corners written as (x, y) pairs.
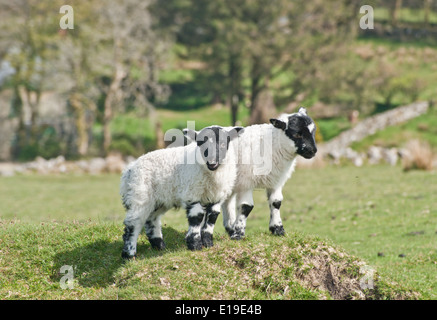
top-left (223, 107), bottom-right (317, 239)
top-left (120, 125), bottom-right (243, 259)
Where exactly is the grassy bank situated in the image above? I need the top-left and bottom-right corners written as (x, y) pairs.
top-left (0, 220), bottom-right (415, 300)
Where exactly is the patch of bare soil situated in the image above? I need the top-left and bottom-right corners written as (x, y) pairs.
top-left (292, 245), bottom-right (367, 299)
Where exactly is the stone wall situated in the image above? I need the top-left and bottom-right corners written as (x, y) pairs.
top-left (0, 153), bottom-right (132, 177)
top-left (320, 101), bottom-right (430, 161)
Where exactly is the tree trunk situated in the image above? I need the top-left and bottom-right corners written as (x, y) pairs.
top-left (70, 93), bottom-right (89, 156)
top-left (28, 90), bottom-right (40, 131)
top-left (424, 0), bottom-right (431, 26)
top-left (17, 85), bottom-right (40, 145)
top-left (103, 59), bottom-right (126, 155)
top-left (155, 121), bottom-right (165, 149)
top-left (249, 57), bottom-right (263, 117)
top-left (18, 85), bottom-right (40, 129)
top-left (230, 94), bottom-right (239, 126)
top-left (228, 54), bottom-right (242, 126)
top-left (391, 0), bottom-right (403, 26)
top-left (249, 88), bottom-right (276, 125)
top-left (10, 86), bottom-right (25, 159)
top-left (103, 93), bottom-right (113, 155)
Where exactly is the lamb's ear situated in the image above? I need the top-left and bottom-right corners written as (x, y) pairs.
top-left (270, 118), bottom-right (286, 130)
top-left (182, 128), bottom-right (197, 143)
top-left (298, 107), bottom-right (307, 116)
top-left (228, 126), bottom-right (245, 141)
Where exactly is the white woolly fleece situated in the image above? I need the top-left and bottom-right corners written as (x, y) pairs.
top-left (120, 141), bottom-right (238, 217)
top-left (231, 123), bottom-right (298, 193)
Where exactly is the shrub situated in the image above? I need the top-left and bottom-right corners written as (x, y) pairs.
top-left (402, 139), bottom-right (434, 171)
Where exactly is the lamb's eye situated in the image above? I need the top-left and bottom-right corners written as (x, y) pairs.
top-left (220, 142), bottom-right (226, 148)
top-left (293, 132), bottom-right (303, 139)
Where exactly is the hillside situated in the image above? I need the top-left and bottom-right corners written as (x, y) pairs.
top-left (0, 220), bottom-right (417, 300)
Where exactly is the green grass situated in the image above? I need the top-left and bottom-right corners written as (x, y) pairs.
top-left (374, 7), bottom-right (437, 25)
top-left (278, 165), bottom-right (437, 299)
top-left (315, 117), bottom-right (351, 142)
top-left (0, 165), bottom-right (435, 299)
top-left (0, 220), bottom-right (413, 300)
top-left (0, 175), bottom-right (123, 222)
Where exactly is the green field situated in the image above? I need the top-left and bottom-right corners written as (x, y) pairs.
top-left (0, 165), bottom-right (435, 299)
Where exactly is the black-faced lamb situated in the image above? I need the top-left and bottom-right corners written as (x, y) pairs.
top-left (221, 107), bottom-right (317, 239)
top-left (120, 125), bottom-right (243, 259)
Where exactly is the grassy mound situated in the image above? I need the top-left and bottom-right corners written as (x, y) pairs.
top-left (0, 220), bottom-right (417, 300)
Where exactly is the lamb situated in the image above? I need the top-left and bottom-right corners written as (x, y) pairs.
top-left (223, 107), bottom-right (317, 239)
top-left (184, 108), bottom-right (317, 240)
top-left (120, 125), bottom-right (244, 259)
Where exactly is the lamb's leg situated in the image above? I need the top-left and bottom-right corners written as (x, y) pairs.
top-left (144, 207), bottom-right (167, 250)
top-left (201, 203), bottom-right (221, 248)
top-left (231, 190), bottom-right (254, 240)
top-left (122, 208), bottom-right (149, 260)
top-left (185, 202), bottom-right (205, 250)
top-left (267, 188), bottom-right (285, 236)
top-left (222, 194), bottom-right (236, 237)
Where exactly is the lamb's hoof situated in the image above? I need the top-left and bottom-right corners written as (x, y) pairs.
top-left (201, 232), bottom-right (214, 248)
top-left (149, 238), bottom-right (166, 250)
top-left (186, 234), bottom-right (203, 251)
top-left (225, 227), bottom-right (238, 239)
top-left (121, 251), bottom-right (136, 260)
top-left (230, 232), bottom-right (244, 240)
top-left (270, 225), bottom-right (285, 236)
top-left (187, 242), bottom-right (203, 251)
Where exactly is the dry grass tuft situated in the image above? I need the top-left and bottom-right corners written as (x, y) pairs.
top-left (296, 153), bottom-right (326, 169)
top-left (401, 139), bottom-right (435, 171)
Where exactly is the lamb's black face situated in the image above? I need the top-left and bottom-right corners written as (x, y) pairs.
top-left (270, 108), bottom-right (317, 159)
top-left (190, 126), bottom-right (244, 171)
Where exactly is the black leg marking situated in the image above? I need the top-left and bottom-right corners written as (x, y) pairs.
top-left (122, 225), bottom-right (136, 260)
top-left (201, 208), bottom-right (220, 248)
top-left (144, 220), bottom-right (155, 239)
top-left (186, 202), bottom-right (204, 251)
top-left (122, 225), bottom-right (134, 242)
top-left (272, 201), bottom-right (282, 210)
top-left (187, 213), bottom-right (204, 227)
top-left (241, 204), bottom-right (254, 217)
top-left (144, 214), bottom-right (166, 250)
top-left (206, 208), bottom-right (220, 225)
top-left (149, 237), bottom-right (166, 250)
top-left (231, 204), bottom-right (253, 241)
top-left (186, 233), bottom-right (203, 251)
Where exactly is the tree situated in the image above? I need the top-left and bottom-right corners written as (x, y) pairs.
top-left (155, 0), bottom-right (360, 125)
top-left (391, 0), bottom-right (403, 25)
top-left (56, 30), bottom-right (98, 156)
top-left (92, 0), bottom-right (171, 154)
top-left (0, 0), bottom-right (171, 158)
top-left (0, 0), bottom-right (60, 158)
